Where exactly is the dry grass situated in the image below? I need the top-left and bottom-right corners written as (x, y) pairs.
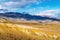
top-left (0, 19), bottom-right (60, 40)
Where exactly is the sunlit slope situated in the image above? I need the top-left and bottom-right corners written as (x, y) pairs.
top-left (0, 22), bottom-right (60, 40)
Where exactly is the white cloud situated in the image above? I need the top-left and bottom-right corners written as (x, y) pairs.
top-left (0, 5), bottom-right (3, 9)
top-left (0, 0), bottom-right (51, 13)
top-left (0, 0), bottom-right (45, 13)
top-left (0, 0), bottom-right (49, 8)
top-left (36, 9), bottom-right (60, 18)
top-left (0, 0), bottom-right (42, 8)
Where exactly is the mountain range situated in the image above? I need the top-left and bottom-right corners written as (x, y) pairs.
top-left (0, 12), bottom-right (60, 21)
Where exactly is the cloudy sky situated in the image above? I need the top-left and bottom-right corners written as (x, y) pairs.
top-left (0, 0), bottom-right (60, 18)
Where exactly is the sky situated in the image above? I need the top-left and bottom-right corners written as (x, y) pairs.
top-left (0, 0), bottom-right (60, 18)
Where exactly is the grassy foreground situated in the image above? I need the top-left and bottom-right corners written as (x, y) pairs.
top-left (0, 21), bottom-right (60, 40)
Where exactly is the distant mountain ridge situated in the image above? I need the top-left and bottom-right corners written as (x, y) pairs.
top-left (0, 12), bottom-right (60, 21)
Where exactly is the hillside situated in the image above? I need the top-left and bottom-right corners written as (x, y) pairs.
top-left (0, 19), bottom-right (60, 40)
top-left (0, 12), bottom-right (60, 40)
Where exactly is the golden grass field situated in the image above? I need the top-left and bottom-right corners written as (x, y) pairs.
top-left (0, 19), bottom-right (60, 40)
